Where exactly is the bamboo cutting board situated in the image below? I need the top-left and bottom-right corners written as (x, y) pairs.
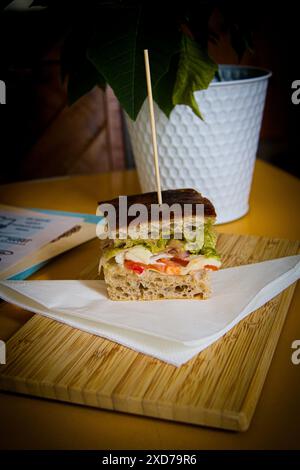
top-left (0, 233), bottom-right (299, 431)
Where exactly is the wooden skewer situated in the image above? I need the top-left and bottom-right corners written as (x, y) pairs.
top-left (144, 49), bottom-right (162, 205)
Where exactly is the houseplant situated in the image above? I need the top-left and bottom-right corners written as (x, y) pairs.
top-left (22, 0), bottom-right (270, 222)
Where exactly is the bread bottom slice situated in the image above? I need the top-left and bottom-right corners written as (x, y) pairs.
top-left (103, 262), bottom-right (210, 301)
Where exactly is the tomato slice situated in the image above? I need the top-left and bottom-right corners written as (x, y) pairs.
top-left (204, 264), bottom-right (219, 271)
top-left (124, 259), bottom-right (219, 275)
top-left (170, 257), bottom-right (189, 267)
top-left (124, 259), bottom-right (181, 276)
top-left (124, 260), bottom-right (146, 274)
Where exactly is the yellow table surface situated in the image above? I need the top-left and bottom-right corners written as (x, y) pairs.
top-left (0, 159), bottom-right (299, 449)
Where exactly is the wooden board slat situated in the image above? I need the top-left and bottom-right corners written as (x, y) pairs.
top-left (0, 233), bottom-right (299, 431)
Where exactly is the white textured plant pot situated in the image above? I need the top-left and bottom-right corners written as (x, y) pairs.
top-left (126, 65), bottom-right (271, 224)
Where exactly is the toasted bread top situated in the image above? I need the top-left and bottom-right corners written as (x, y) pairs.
top-left (99, 189), bottom-right (216, 218)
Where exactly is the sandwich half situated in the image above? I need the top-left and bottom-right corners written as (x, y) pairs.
top-left (98, 189), bottom-right (221, 300)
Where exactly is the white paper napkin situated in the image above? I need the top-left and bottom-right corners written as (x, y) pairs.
top-left (0, 255), bottom-right (299, 366)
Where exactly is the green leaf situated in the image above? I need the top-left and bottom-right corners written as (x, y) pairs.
top-left (153, 53), bottom-right (179, 118)
top-left (87, 5), bottom-right (180, 120)
top-left (172, 35), bottom-right (217, 119)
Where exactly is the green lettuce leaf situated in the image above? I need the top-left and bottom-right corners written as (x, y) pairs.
top-left (184, 226), bottom-right (204, 254)
top-left (113, 238), bottom-right (168, 254)
top-left (200, 222), bottom-right (220, 260)
top-left (100, 246), bottom-right (125, 265)
top-left (102, 220), bottom-right (220, 265)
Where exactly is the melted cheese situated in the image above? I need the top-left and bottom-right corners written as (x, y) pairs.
top-left (114, 245), bottom-right (221, 274)
top-left (181, 256), bottom-right (221, 274)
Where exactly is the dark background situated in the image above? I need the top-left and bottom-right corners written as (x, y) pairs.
top-left (0, 1), bottom-right (298, 183)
